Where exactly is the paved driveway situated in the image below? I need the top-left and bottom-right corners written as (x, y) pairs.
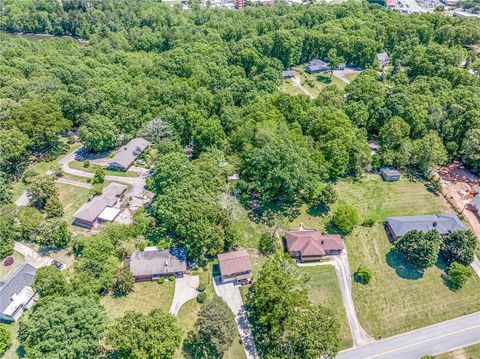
top-left (14, 242), bottom-right (52, 268)
top-left (332, 254), bottom-right (375, 347)
top-left (337, 311), bottom-right (480, 359)
top-left (213, 277), bottom-right (258, 359)
top-left (169, 275), bottom-right (199, 316)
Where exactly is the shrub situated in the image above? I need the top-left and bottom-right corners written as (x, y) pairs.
top-left (83, 160), bottom-right (90, 168)
top-left (92, 167), bottom-right (105, 184)
top-left (157, 277), bottom-right (165, 285)
top-left (198, 283), bottom-right (206, 292)
top-left (49, 165), bottom-right (64, 178)
top-left (197, 292), bottom-right (206, 303)
top-left (332, 204), bottom-right (359, 234)
top-left (354, 265), bottom-right (373, 284)
top-left (168, 275), bottom-right (175, 282)
top-left (89, 183), bottom-right (103, 197)
top-left (362, 218), bottom-right (375, 227)
top-left (0, 325), bottom-right (12, 356)
top-left (3, 257), bottom-right (14, 266)
top-left (447, 261), bottom-right (471, 290)
top-left (258, 232), bottom-right (276, 255)
top-left (21, 168), bottom-right (39, 185)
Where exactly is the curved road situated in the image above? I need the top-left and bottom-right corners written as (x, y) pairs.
top-left (337, 312), bottom-right (480, 359)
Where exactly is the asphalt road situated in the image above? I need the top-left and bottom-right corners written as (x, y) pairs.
top-left (337, 312), bottom-right (480, 359)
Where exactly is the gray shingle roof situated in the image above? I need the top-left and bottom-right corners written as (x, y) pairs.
top-left (129, 248), bottom-right (187, 276)
top-left (387, 213), bottom-right (467, 238)
top-left (109, 138), bottom-right (150, 170)
top-left (0, 263), bottom-right (36, 313)
top-left (305, 59), bottom-right (330, 72)
top-left (74, 183), bottom-right (127, 222)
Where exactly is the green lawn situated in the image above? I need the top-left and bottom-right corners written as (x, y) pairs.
top-left (101, 281), bottom-right (175, 319)
top-left (56, 182), bottom-right (91, 226)
top-left (436, 343), bottom-right (480, 358)
top-left (279, 79), bottom-right (304, 96)
top-left (69, 160), bottom-right (138, 178)
top-left (2, 321), bottom-right (21, 359)
top-left (336, 175), bottom-right (480, 338)
top-left (300, 265), bottom-right (353, 350)
top-left (173, 269), bottom-right (246, 359)
top-left (0, 252), bottom-right (25, 280)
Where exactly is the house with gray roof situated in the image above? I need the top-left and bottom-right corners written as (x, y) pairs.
top-left (386, 213), bottom-right (467, 241)
top-left (73, 183), bottom-right (127, 228)
top-left (108, 138), bottom-right (150, 171)
top-left (0, 263), bottom-right (37, 322)
top-left (376, 52), bottom-right (389, 67)
top-left (127, 247), bottom-right (187, 282)
top-left (305, 59), bottom-right (330, 74)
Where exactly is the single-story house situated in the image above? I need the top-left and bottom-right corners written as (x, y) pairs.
top-left (108, 138), bottom-right (150, 171)
top-left (385, 213), bottom-right (467, 241)
top-left (282, 70), bottom-right (294, 79)
top-left (218, 250), bottom-right (252, 284)
top-left (380, 167), bottom-right (401, 182)
top-left (305, 59), bottom-right (330, 74)
top-left (128, 247), bottom-right (187, 282)
top-left (0, 263), bottom-right (37, 322)
top-left (376, 52), bottom-right (389, 67)
top-left (73, 183), bottom-right (127, 228)
top-left (285, 230), bottom-right (344, 262)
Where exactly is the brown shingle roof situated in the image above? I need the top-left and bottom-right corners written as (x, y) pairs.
top-left (218, 250), bottom-right (252, 277)
top-left (285, 230), bottom-right (344, 256)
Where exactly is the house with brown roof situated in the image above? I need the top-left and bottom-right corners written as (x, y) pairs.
top-left (127, 247), bottom-right (187, 282)
top-left (217, 250), bottom-right (252, 284)
top-left (285, 230), bottom-right (345, 262)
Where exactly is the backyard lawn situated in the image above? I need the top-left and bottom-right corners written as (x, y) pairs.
top-left (56, 182), bottom-right (91, 226)
top-left (300, 265), bottom-right (353, 350)
top-left (0, 252), bottom-right (25, 279)
top-left (336, 175), bottom-right (480, 338)
top-left (101, 281), bottom-right (175, 319)
top-left (69, 160), bottom-right (138, 178)
top-left (173, 270), bottom-right (246, 359)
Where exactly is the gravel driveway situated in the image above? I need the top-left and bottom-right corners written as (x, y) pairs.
top-left (213, 277), bottom-right (258, 359)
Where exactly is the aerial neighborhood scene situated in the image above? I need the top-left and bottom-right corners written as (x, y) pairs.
top-left (0, 0), bottom-right (480, 358)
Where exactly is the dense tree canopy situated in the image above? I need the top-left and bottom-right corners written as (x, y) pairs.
top-left (394, 230), bottom-right (441, 269)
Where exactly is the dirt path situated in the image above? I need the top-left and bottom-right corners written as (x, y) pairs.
top-left (292, 76), bottom-right (314, 99)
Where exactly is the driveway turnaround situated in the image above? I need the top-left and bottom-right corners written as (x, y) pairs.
top-left (14, 242), bottom-right (52, 268)
top-left (213, 277), bottom-right (258, 359)
top-left (337, 311), bottom-right (480, 359)
top-left (169, 275), bottom-right (199, 316)
top-left (332, 254), bottom-right (375, 347)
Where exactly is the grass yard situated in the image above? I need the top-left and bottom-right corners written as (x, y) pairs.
top-left (173, 269), bottom-right (246, 359)
top-left (56, 182), bottom-right (91, 226)
top-left (0, 252), bottom-right (25, 280)
top-left (300, 265), bottom-right (353, 350)
top-left (436, 344), bottom-right (480, 358)
top-left (101, 281), bottom-right (175, 319)
top-left (2, 321), bottom-right (21, 359)
top-left (279, 79), bottom-right (304, 96)
top-left (69, 160), bottom-right (138, 178)
top-left (336, 175), bottom-right (480, 338)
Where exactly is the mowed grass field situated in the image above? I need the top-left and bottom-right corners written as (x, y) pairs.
top-left (300, 265), bottom-right (353, 350)
top-left (174, 270), bottom-right (246, 359)
top-left (336, 175), bottom-right (480, 338)
top-left (101, 281), bottom-right (175, 319)
top-left (56, 182), bottom-right (91, 227)
top-left (436, 343), bottom-right (480, 358)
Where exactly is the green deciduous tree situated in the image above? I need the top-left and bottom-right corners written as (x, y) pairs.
top-left (412, 132), bottom-right (448, 176)
top-left (113, 267), bottom-right (135, 297)
top-left (440, 230), bottom-right (477, 266)
top-left (461, 128), bottom-right (480, 172)
top-left (0, 214), bottom-right (15, 259)
top-left (0, 128), bottom-right (30, 173)
top-left (394, 230), bottom-right (440, 269)
top-left (184, 297), bottom-right (237, 358)
top-left (354, 265), bottom-right (373, 284)
top-left (447, 261), bottom-right (471, 290)
top-left (45, 196), bottom-right (64, 219)
top-left (27, 175), bottom-right (58, 210)
top-left (92, 166), bottom-right (105, 184)
top-left (79, 115), bottom-right (118, 152)
top-left (0, 325), bottom-right (12, 356)
top-left (33, 266), bottom-right (67, 298)
top-left (18, 296), bottom-right (107, 358)
top-left (332, 204), bottom-right (359, 234)
top-left (107, 310), bottom-right (181, 359)
top-left (37, 219), bottom-right (72, 248)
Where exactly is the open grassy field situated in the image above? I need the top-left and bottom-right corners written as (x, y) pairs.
top-left (101, 281), bottom-right (175, 319)
top-left (336, 175), bottom-right (480, 338)
top-left (300, 265), bottom-right (353, 350)
top-left (436, 343), bottom-right (480, 358)
top-left (69, 160), bottom-right (138, 178)
top-left (173, 270), bottom-right (246, 359)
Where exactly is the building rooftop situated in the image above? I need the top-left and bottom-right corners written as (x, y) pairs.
top-left (387, 214), bottom-right (467, 237)
top-left (218, 250), bottom-right (252, 277)
top-left (380, 167), bottom-right (401, 176)
top-left (109, 138), bottom-right (150, 169)
top-left (0, 263), bottom-right (36, 315)
top-left (377, 52), bottom-right (389, 63)
top-left (129, 248), bottom-right (187, 276)
top-left (286, 230), bottom-right (344, 257)
top-left (74, 183), bottom-right (127, 223)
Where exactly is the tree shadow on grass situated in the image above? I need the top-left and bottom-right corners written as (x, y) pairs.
top-left (307, 204), bottom-right (330, 218)
top-left (386, 249), bottom-right (424, 280)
